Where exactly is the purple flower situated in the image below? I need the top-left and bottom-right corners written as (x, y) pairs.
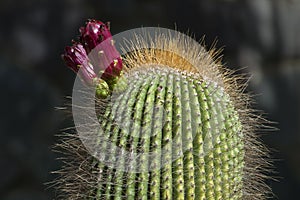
top-left (62, 42), bottom-right (96, 85)
top-left (62, 19), bottom-right (124, 88)
top-left (101, 57), bottom-right (123, 80)
top-left (79, 19), bottom-right (112, 54)
top-left (62, 42), bottom-right (86, 72)
top-left (79, 19), bottom-right (123, 80)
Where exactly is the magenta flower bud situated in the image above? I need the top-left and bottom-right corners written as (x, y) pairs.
top-left (62, 19), bottom-right (124, 90)
top-left (79, 19), bottom-right (112, 53)
top-left (62, 42), bottom-right (87, 72)
top-left (62, 43), bottom-right (97, 85)
top-left (79, 19), bottom-right (123, 80)
top-left (101, 57), bottom-right (123, 80)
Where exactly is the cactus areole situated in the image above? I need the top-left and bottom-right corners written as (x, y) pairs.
top-left (58, 19), bottom-right (271, 200)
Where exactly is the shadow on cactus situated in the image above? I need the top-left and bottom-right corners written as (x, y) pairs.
top-left (54, 19), bottom-right (273, 200)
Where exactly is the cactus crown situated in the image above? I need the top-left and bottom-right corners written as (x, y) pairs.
top-left (56, 21), bottom-right (272, 200)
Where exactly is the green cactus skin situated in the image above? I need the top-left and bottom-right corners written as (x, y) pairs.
top-left (56, 33), bottom-right (272, 200)
top-left (92, 66), bottom-right (244, 200)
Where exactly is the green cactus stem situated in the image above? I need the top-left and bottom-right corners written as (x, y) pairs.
top-left (92, 65), bottom-right (244, 200)
top-left (57, 20), bottom-right (272, 200)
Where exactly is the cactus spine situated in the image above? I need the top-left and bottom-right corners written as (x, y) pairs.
top-left (58, 22), bottom-right (271, 200)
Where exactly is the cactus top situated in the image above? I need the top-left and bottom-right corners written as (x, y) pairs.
top-left (58, 20), bottom-right (272, 200)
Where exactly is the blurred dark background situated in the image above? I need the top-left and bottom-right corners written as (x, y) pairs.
top-left (0, 0), bottom-right (299, 199)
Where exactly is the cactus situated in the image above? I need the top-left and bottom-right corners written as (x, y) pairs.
top-left (56, 20), bottom-right (272, 200)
